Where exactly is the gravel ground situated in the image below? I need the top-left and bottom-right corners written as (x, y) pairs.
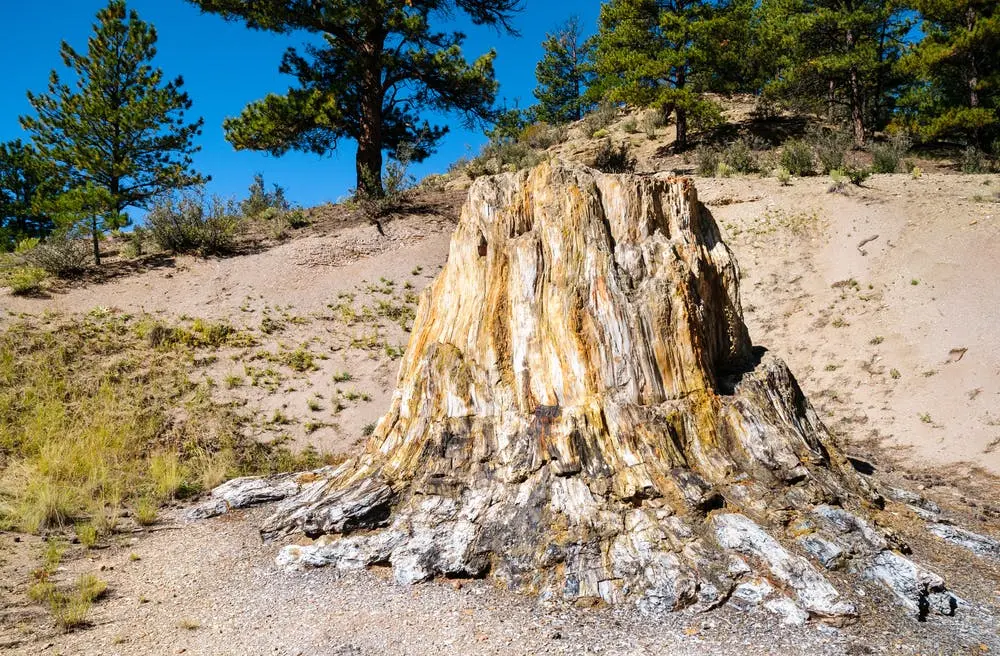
top-left (2, 502), bottom-right (997, 656)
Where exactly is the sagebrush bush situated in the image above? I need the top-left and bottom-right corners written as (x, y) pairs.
top-left (17, 235), bottom-right (90, 277)
top-left (147, 192), bottom-right (242, 255)
top-left (960, 146), bottom-right (987, 173)
top-left (808, 127), bottom-right (852, 173)
top-left (780, 139), bottom-right (815, 176)
top-left (580, 102), bottom-right (618, 136)
top-left (723, 138), bottom-right (757, 174)
top-left (592, 141), bottom-right (636, 174)
top-left (870, 133), bottom-right (911, 174)
top-left (518, 122), bottom-right (567, 149)
top-left (640, 111), bottom-right (664, 139)
top-left (466, 140), bottom-right (542, 178)
top-left (695, 146), bottom-right (721, 176)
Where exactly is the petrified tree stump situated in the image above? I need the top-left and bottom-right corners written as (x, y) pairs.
top-left (207, 162), bottom-right (963, 622)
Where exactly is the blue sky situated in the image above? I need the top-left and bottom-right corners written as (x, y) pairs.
top-left (0, 1), bottom-right (600, 215)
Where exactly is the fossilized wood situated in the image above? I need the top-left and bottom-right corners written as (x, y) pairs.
top-left (219, 161), bottom-right (965, 621)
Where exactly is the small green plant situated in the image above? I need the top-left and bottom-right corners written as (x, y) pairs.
top-left (831, 317), bottom-right (849, 328)
top-left (870, 133), bottom-right (911, 174)
top-left (695, 146), bottom-right (720, 176)
top-left (224, 374), bottom-right (243, 389)
top-left (622, 117), bottom-right (638, 134)
top-left (362, 422), bottom-right (376, 436)
top-left (910, 166), bottom-right (922, 179)
top-left (780, 139), bottom-right (814, 176)
top-left (134, 497), bottom-right (158, 526)
top-left (808, 127), bottom-right (852, 174)
top-left (177, 618), bottom-right (201, 630)
top-left (76, 522), bottom-right (99, 548)
top-left (307, 398), bottom-right (322, 412)
top-left (5, 266), bottom-right (47, 295)
top-left (910, 279), bottom-right (919, 285)
top-left (715, 162), bottom-right (734, 178)
top-left (775, 166), bottom-right (791, 185)
top-left (890, 368), bottom-right (901, 379)
top-left (919, 413), bottom-right (932, 424)
top-left (333, 371), bottom-right (353, 383)
top-left (268, 409), bottom-right (291, 425)
top-left (722, 137), bottom-right (758, 174)
top-left (870, 336), bottom-right (884, 345)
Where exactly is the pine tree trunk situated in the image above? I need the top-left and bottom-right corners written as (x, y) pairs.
top-left (356, 37), bottom-right (385, 197)
top-left (675, 107), bottom-right (688, 151)
top-left (91, 216), bottom-right (101, 266)
top-left (193, 162), bottom-right (963, 622)
top-left (846, 30), bottom-right (865, 147)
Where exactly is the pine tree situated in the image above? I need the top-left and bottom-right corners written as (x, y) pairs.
top-left (589, 0), bottom-right (745, 150)
top-left (187, 0), bottom-right (520, 197)
top-left (20, 0), bottom-right (205, 265)
top-left (896, 0), bottom-right (999, 149)
top-left (0, 140), bottom-right (59, 250)
top-left (757, 0), bottom-right (910, 147)
top-left (533, 17), bottom-right (593, 124)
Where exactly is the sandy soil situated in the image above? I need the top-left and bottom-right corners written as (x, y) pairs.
top-left (2, 170), bottom-right (1000, 655)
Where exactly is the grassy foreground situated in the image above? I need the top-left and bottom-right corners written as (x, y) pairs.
top-left (0, 308), bottom-right (332, 539)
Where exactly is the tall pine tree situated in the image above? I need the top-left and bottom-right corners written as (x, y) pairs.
top-left (896, 0), bottom-right (999, 149)
top-left (0, 140), bottom-right (59, 250)
top-left (187, 0), bottom-right (520, 197)
top-left (21, 0), bottom-right (205, 264)
top-left (533, 17), bottom-right (594, 124)
top-left (589, 0), bottom-right (746, 150)
top-left (757, 0), bottom-right (910, 147)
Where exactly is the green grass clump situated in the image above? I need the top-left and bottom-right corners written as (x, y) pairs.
top-left (4, 266), bottom-right (48, 296)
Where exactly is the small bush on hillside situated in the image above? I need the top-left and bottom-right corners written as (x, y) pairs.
top-left (695, 146), bottom-right (721, 176)
top-left (466, 141), bottom-right (542, 178)
top-left (518, 122), bottom-right (567, 149)
top-left (722, 138), bottom-right (757, 174)
top-left (147, 192), bottom-right (242, 255)
top-left (580, 102), bottom-right (618, 136)
top-left (622, 118), bottom-right (638, 134)
top-left (780, 139), bottom-right (815, 176)
top-left (775, 166), bottom-right (792, 185)
top-left (4, 266), bottom-right (47, 295)
top-left (960, 146), bottom-right (988, 173)
top-left (592, 141), bottom-right (636, 174)
top-left (17, 235), bottom-right (90, 277)
top-left (808, 127), bottom-right (852, 174)
top-left (641, 111), bottom-right (664, 139)
top-left (870, 133), bottom-right (911, 174)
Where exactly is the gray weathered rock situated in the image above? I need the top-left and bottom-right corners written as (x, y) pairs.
top-left (186, 473), bottom-right (306, 520)
top-left (928, 523), bottom-right (1000, 561)
top-left (864, 551), bottom-right (958, 619)
top-left (712, 513), bottom-right (855, 619)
